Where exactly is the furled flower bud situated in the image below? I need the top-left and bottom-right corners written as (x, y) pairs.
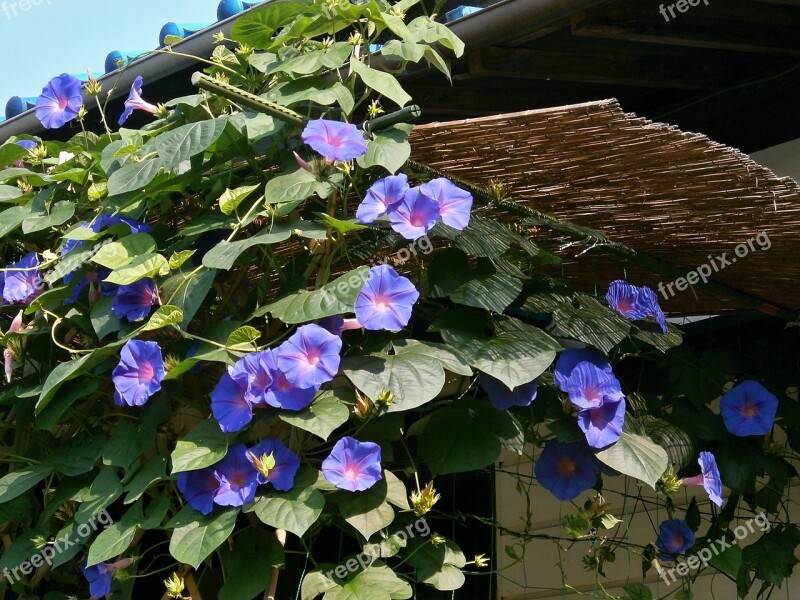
top-left (658, 467), bottom-right (682, 495)
top-left (376, 389), bottom-right (395, 408)
top-left (410, 481), bottom-right (440, 517)
top-left (85, 70), bottom-right (103, 96)
top-left (474, 554), bottom-right (490, 568)
top-left (164, 572), bottom-right (186, 598)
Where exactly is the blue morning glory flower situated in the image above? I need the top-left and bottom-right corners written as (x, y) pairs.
top-left (232, 350), bottom-right (274, 406)
top-left (112, 340), bottom-right (165, 407)
top-left (656, 519), bottom-right (695, 561)
top-left (80, 558), bottom-right (133, 598)
top-left (119, 76), bottom-right (159, 125)
top-left (301, 119), bottom-right (368, 162)
top-left (534, 439), bottom-right (597, 501)
top-left (720, 380), bottom-right (778, 437)
top-left (213, 444), bottom-right (260, 507)
top-left (682, 451), bottom-right (724, 507)
top-left (606, 280), bottom-right (668, 334)
top-left (35, 73), bottom-right (83, 129)
top-left (480, 374), bottom-right (539, 410)
top-left (577, 397), bottom-right (625, 448)
top-left (260, 349), bottom-right (318, 411)
top-left (322, 436), bottom-right (383, 492)
top-left (387, 187), bottom-right (441, 240)
top-left (356, 174), bottom-right (409, 224)
top-left (111, 278), bottom-right (157, 322)
top-left (553, 348), bottom-right (614, 391)
top-left (354, 264), bottom-right (419, 331)
top-left (564, 362), bottom-right (624, 410)
top-left (246, 438), bottom-right (300, 491)
top-left (211, 367), bottom-right (255, 432)
top-left (417, 178), bottom-right (473, 230)
top-left (2, 253), bottom-right (41, 304)
top-left (176, 466), bottom-right (220, 515)
top-left (13, 140), bottom-right (37, 167)
top-left (274, 324), bottom-right (342, 389)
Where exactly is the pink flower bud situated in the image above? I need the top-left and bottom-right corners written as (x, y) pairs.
top-left (8, 310), bottom-right (23, 333)
top-left (4, 349), bottom-right (14, 383)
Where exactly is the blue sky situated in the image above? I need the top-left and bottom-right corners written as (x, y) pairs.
top-left (0, 0), bottom-right (221, 103)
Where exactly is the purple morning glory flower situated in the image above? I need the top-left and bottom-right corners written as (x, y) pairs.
top-left (656, 519), bottom-right (695, 561)
top-left (177, 466), bottom-right (220, 515)
top-left (118, 76), bottom-right (159, 125)
top-left (2, 253), bottom-right (41, 304)
top-left (112, 278), bottom-right (157, 322)
top-left (682, 451), bottom-right (724, 507)
top-left (112, 340), bottom-right (165, 407)
top-left (35, 73), bottom-right (83, 129)
top-left (80, 558), bottom-right (133, 598)
top-left (720, 380), bottom-right (778, 437)
top-left (577, 397), bottom-right (626, 449)
top-left (247, 438), bottom-right (300, 491)
top-left (213, 444), bottom-right (260, 507)
top-left (301, 119), bottom-right (368, 162)
top-left (232, 351), bottom-right (273, 406)
top-left (533, 439), bottom-right (597, 501)
top-left (480, 374), bottom-right (539, 410)
top-left (274, 324), bottom-right (342, 389)
top-left (553, 348), bottom-right (613, 391)
top-left (418, 178), bottom-right (473, 230)
top-left (563, 362), bottom-right (624, 410)
top-left (92, 213), bottom-right (153, 234)
top-left (356, 174), bottom-right (409, 224)
top-left (387, 187), bottom-right (441, 240)
top-left (210, 367), bottom-right (254, 432)
top-left (322, 436), bottom-right (383, 492)
top-left (606, 280), bottom-right (668, 334)
top-left (260, 350), bottom-right (318, 411)
top-left (354, 264), bottom-right (419, 331)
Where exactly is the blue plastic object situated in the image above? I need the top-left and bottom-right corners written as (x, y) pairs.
top-left (5, 96), bottom-right (36, 120)
top-left (105, 51), bottom-right (149, 74)
top-left (445, 5), bottom-right (482, 22)
top-left (159, 22), bottom-right (214, 47)
top-left (217, 0), bottom-right (261, 20)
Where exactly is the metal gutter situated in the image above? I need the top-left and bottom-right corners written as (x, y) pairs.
top-left (0, 0), bottom-right (609, 141)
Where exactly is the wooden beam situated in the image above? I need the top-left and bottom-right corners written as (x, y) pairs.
top-left (571, 0), bottom-right (800, 55)
top-left (466, 46), bottom-right (733, 90)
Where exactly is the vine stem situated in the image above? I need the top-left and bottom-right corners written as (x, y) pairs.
top-left (264, 529), bottom-right (287, 600)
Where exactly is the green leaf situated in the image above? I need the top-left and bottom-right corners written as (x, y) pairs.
top-left (140, 305), bottom-right (184, 332)
top-left (104, 253), bottom-right (169, 285)
top-left (169, 507), bottom-right (239, 569)
top-left (324, 563), bottom-right (412, 600)
top-left (202, 223), bottom-right (293, 270)
top-left (155, 117), bottom-right (229, 169)
top-left (419, 399), bottom-right (519, 475)
top-left (219, 529), bottom-right (284, 600)
top-left (230, 1), bottom-right (306, 48)
top-left (380, 40), bottom-right (424, 62)
top-left (267, 77), bottom-right (355, 115)
top-left (0, 204), bottom-right (31, 237)
top-left (253, 468), bottom-right (325, 537)
top-left (0, 465), bottom-right (51, 503)
top-left (708, 541), bottom-right (742, 578)
top-left (407, 16), bottom-right (465, 57)
top-left (595, 432), bottom-right (669, 489)
top-left (404, 538), bottom-right (466, 591)
top-left (523, 293), bottom-right (631, 354)
top-left (623, 583), bottom-right (653, 600)
top-left (74, 468), bottom-right (123, 524)
top-left (268, 43), bottom-right (352, 76)
top-left (264, 168), bottom-right (331, 205)
top-left (357, 126), bottom-right (411, 174)
top-left (350, 57), bottom-right (411, 108)
top-left (87, 515), bottom-right (137, 566)
top-left (0, 184), bottom-right (22, 201)
top-left (91, 234), bottom-right (157, 269)
top-left (219, 184), bottom-right (261, 215)
top-left (315, 212), bottom-right (367, 233)
top-left (170, 420), bottom-right (229, 474)
top-left (123, 456), bottom-right (167, 504)
top-left (226, 325), bottom-right (261, 350)
top-left (258, 266), bottom-right (369, 323)
top-left (436, 314), bottom-right (560, 389)
top-left (343, 340), bottom-right (471, 412)
top-left (742, 525), bottom-right (800, 586)
top-left (169, 250), bottom-right (195, 270)
top-left (22, 200), bottom-right (75, 233)
top-left (161, 267), bottom-right (217, 327)
top-left (279, 389), bottom-right (351, 440)
top-left (91, 295), bottom-right (123, 340)
top-left (107, 157), bottom-right (164, 196)
top-left (339, 484), bottom-right (395, 541)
